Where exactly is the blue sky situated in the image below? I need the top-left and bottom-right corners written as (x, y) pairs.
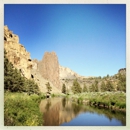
top-left (4, 4), bottom-right (126, 77)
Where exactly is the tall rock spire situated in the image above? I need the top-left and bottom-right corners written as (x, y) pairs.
top-left (38, 52), bottom-right (61, 89)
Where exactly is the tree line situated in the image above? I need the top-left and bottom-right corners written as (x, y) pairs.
top-left (62, 73), bottom-right (126, 94)
top-left (4, 50), bottom-right (40, 95)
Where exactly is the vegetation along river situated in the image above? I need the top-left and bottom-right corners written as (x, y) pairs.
top-left (39, 97), bottom-right (126, 126)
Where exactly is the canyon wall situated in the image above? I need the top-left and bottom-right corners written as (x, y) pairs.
top-left (4, 25), bottom-right (61, 93)
top-left (4, 25), bottom-right (32, 79)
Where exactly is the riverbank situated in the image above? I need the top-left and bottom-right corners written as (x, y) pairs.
top-left (4, 92), bottom-right (46, 126)
top-left (67, 92), bottom-right (126, 112)
top-left (39, 96), bottom-right (126, 126)
top-left (4, 91), bottom-right (66, 126)
top-left (4, 91), bottom-right (126, 126)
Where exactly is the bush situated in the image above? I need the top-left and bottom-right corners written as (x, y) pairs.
top-left (4, 92), bottom-right (44, 126)
top-left (51, 93), bottom-right (55, 97)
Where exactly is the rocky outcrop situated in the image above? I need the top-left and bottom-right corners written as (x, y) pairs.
top-left (4, 26), bottom-right (125, 94)
top-left (59, 65), bottom-right (79, 80)
top-left (118, 68), bottom-right (126, 75)
top-left (32, 59), bottom-right (39, 70)
top-left (38, 52), bottom-right (61, 89)
top-left (4, 25), bottom-right (32, 79)
top-left (4, 26), bottom-right (61, 93)
top-left (31, 66), bottom-right (61, 94)
top-left (59, 65), bottom-right (92, 90)
top-left (59, 65), bottom-right (91, 80)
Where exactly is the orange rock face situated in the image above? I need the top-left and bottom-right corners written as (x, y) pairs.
top-left (38, 52), bottom-right (61, 89)
top-left (4, 25), bottom-right (32, 79)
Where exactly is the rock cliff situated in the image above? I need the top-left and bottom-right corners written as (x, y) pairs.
top-left (38, 52), bottom-right (61, 89)
top-left (4, 25), bottom-right (32, 79)
top-left (4, 26), bottom-right (61, 93)
top-left (4, 26), bottom-right (125, 94)
top-left (59, 65), bottom-right (91, 80)
top-left (59, 65), bottom-right (79, 80)
top-left (59, 65), bottom-right (93, 90)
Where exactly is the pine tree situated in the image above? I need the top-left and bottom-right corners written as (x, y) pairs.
top-left (62, 83), bottom-right (66, 94)
top-left (89, 80), bottom-right (98, 92)
top-left (4, 49), bottom-right (40, 94)
top-left (83, 84), bottom-right (87, 92)
top-left (100, 81), bottom-right (106, 92)
top-left (94, 80), bottom-right (98, 92)
top-left (46, 82), bottom-right (52, 93)
top-left (89, 84), bottom-right (94, 92)
top-left (72, 79), bottom-right (82, 94)
top-left (117, 73), bottom-right (126, 92)
top-left (106, 80), bottom-right (114, 92)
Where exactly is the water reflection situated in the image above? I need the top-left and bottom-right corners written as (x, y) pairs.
top-left (62, 98), bottom-right (66, 108)
top-left (45, 99), bottom-right (51, 110)
top-left (39, 97), bottom-right (126, 126)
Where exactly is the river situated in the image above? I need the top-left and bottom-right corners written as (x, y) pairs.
top-left (39, 97), bottom-right (126, 126)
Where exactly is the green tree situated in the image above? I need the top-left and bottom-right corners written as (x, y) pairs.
top-left (4, 50), bottom-right (24, 92)
top-left (90, 80), bottom-right (98, 92)
top-left (71, 79), bottom-right (82, 94)
top-left (94, 80), bottom-right (98, 92)
top-left (98, 76), bottom-right (101, 79)
top-left (24, 79), bottom-right (40, 95)
top-left (100, 81), bottom-right (106, 92)
top-left (62, 83), bottom-right (66, 94)
top-left (46, 82), bottom-right (52, 93)
top-left (106, 80), bottom-right (114, 91)
top-left (107, 74), bottom-right (109, 78)
top-left (4, 49), bottom-right (40, 94)
top-left (83, 84), bottom-right (87, 92)
top-left (117, 73), bottom-right (126, 92)
top-left (89, 84), bottom-right (94, 92)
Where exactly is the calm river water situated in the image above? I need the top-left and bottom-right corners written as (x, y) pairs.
top-left (39, 97), bottom-right (126, 126)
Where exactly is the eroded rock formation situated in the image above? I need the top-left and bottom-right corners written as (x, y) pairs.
top-left (38, 52), bottom-right (61, 89)
top-left (118, 68), bottom-right (126, 74)
top-left (4, 26), bottom-right (61, 93)
top-left (4, 25), bottom-right (32, 79)
top-left (4, 26), bottom-right (125, 94)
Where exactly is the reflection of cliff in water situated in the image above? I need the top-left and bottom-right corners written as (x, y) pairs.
top-left (39, 97), bottom-right (82, 126)
top-left (39, 97), bottom-right (126, 126)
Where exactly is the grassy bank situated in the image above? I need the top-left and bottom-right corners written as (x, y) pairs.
top-left (51, 93), bottom-right (66, 98)
top-left (4, 92), bottom-right (45, 126)
top-left (4, 91), bottom-right (126, 125)
top-left (67, 92), bottom-right (126, 112)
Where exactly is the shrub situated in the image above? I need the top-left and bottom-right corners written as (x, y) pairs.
top-left (4, 92), bottom-right (44, 126)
